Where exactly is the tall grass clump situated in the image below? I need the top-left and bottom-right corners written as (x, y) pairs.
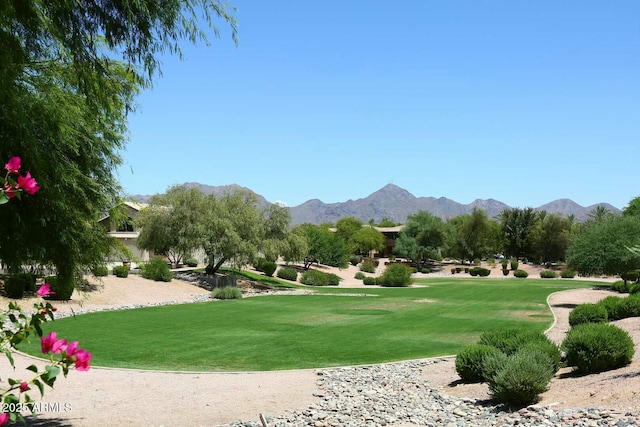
top-left (211, 286), bottom-right (242, 300)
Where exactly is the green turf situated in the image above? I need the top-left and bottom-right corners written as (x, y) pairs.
top-left (19, 278), bottom-right (597, 371)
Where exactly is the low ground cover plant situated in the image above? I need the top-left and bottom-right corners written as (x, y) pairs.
top-left (211, 286), bottom-right (242, 300)
top-left (562, 323), bottom-right (635, 374)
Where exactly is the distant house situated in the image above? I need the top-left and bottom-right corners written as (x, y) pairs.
top-left (98, 201), bottom-right (152, 262)
top-left (374, 226), bottom-right (402, 257)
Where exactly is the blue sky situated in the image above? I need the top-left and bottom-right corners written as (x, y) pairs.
top-left (117, 1), bottom-right (639, 209)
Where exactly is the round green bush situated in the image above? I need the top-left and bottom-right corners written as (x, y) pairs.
top-left (276, 267), bottom-right (298, 281)
top-left (479, 328), bottom-right (553, 357)
top-left (43, 275), bottom-right (75, 300)
top-left (379, 263), bottom-right (413, 287)
top-left (350, 255), bottom-right (362, 266)
top-left (562, 323), bottom-right (635, 374)
top-left (421, 268), bottom-right (430, 274)
top-left (4, 276), bottom-right (26, 299)
top-left (362, 276), bottom-right (377, 285)
top-left (92, 266), bottom-right (109, 277)
top-left (354, 271), bottom-right (365, 280)
top-left (359, 261), bottom-right (376, 273)
top-left (513, 269), bottom-right (529, 278)
top-left (261, 260), bottom-right (277, 277)
top-left (185, 257), bottom-right (199, 267)
top-left (113, 265), bottom-right (130, 278)
top-left (611, 280), bottom-right (629, 293)
top-left (559, 269), bottom-right (576, 279)
top-left (539, 270), bottom-right (557, 279)
top-left (596, 295), bottom-right (626, 320)
top-left (211, 286), bottom-right (242, 300)
top-left (630, 283), bottom-right (640, 295)
top-left (488, 349), bottom-right (555, 407)
top-left (481, 350), bottom-right (510, 383)
top-left (568, 303), bottom-right (608, 327)
top-left (455, 344), bottom-right (504, 383)
top-left (327, 273), bottom-right (341, 286)
top-left (614, 294), bottom-right (640, 319)
top-left (469, 267), bottom-right (490, 277)
top-left (140, 258), bottom-right (172, 282)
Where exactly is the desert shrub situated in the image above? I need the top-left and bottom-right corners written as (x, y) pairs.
top-left (464, 267), bottom-right (470, 273)
top-left (559, 269), bottom-right (576, 279)
top-left (185, 257), bottom-right (198, 267)
top-left (300, 270), bottom-right (330, 286)
top-left (520, 340), bottom-right (562, 374)
top-left (363, 276), bottom-right (377, 285)
top-left (354, 272), bottom-right (365, 280)
top-left (502, 268), bottom-right (509, 276)
top-left (421, 268), bottom-right (430, 274)
top-left (501, 258), bottom-right (509, 268)
top-left (211, 286), bottom-right (242, 300)
top-left (455, 267), bottom-right (462, 273)
top-left (510, 258), bottom-right (519, 270)
top-left (488, 349), bottom-right (555, 407)
top-left (480, 328), bottom-right (552, 357)
top-left (253, 257), bottom-right (268, 273)
top-left (513, 269), bottom-right (528, 278)
top-left (327, 273), bottom-right (341, 286)
top-left (620, 271), bottom-right (639, 283)
top-left (140, 258), bottom-right (172, 282)
top-left (539, 270), bottom-right (557, 279)
top-left (363, 257), bottom-right (379, 267)
top-left (451, 268), bottom-right (456, 274)
top-left (92, 266), bottom-right (109, 277)
top-left (277, 267), bottom-right (298, 281)
top-left (455, 344), bottom-right (504, 383)
top-left (360, 261), bottom-right (376, 273)
top-left (469, 267), bottom-right (490, 277)
top-left (613, 294), bottom-right (640, 319)
top-left (44, 275), bottom-right (75, 300)
top-left (473, 258), bottom-right (481, 266)
top-left (487, 258), bottom-right (496, 267)
top-left (260, 260), bottom-right (277, 277)
top-left (562, 323), bottom-right (635, 374)
top-left (379, 263), bottom-right (413, 287)
top-left (630, 283), bottom-right (640, 295)
top-left (481, 350), bottom-right (510, 383)
top-left (568, 303), bottom-right (608, 327)
top-left (4, 276), bottom-right (26, 299)
top-left (350, 255), bottom-right (362, 266)
top-left (112, 265), bottom-right (130, 278)
top-left (610, 280), bottom-right (629, 293)
top-left (596, 295), bottom-right (626, 320)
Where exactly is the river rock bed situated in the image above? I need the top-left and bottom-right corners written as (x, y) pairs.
top-left (223, 359), bottom-right (640, 427)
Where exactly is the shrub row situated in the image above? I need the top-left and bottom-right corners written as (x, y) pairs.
top-left (300, 270), bottom-right (340, 286)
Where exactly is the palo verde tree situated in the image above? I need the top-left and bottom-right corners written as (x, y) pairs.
top-left (0, 1), bottom-right (237, 299)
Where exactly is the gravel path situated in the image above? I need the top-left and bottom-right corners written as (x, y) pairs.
top-left (1, 274), bottom-right (638, 426)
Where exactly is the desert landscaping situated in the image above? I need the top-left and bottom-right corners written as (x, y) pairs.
top-left (1, 262), bottom-right (638, 426)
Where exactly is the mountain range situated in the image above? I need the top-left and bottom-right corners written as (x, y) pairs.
top-left (131, 183), bottom-right (620, 225)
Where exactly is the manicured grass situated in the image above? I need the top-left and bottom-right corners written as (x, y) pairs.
top-left (19, 278), bottom-right (597, 371)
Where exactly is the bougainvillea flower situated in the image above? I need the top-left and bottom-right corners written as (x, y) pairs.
top-left (74, 349), bottom-right (92, 371)
top-left (0, 412), bottom-right (9, 426)
top-left (41, 332), bottom-right (59, 353)
top-left (4, 157), bottom-right (20, 173)
top-left (19, 382), bottom-right (29, 392)
top-left (17, 172), bottom-right (39, 195)
top-left (36, 283), bottom-right (55, 297)
top-left (65, 341), bottom-right (79, 357)
top-left (51, 338), bottom-right (68, 354)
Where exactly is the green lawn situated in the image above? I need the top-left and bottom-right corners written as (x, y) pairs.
top-left (19, 278), bottom-right (598, 371)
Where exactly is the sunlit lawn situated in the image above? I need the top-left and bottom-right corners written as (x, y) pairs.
top-left (19, 278), bottom-right (598, 371)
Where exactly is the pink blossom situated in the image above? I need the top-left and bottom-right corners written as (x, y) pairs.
top-left (0, 412), bottom-right (8, 425)
top-left (17, 172), bottom-right (39, 195)
top-left (19, 382), bottom-right (29, 392)
top-left (41, 332), bottom-right (59, 353)
top-left (36, 283), bottom-right (55, 297)
top-left (51, 338), bottom-right (68, 354)
top-left (65, 341), bottom-right (79, 357)
top-left (74, 349), bottom-right (92, 371)
top-left (5, 157), bottom-right (20, 173)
